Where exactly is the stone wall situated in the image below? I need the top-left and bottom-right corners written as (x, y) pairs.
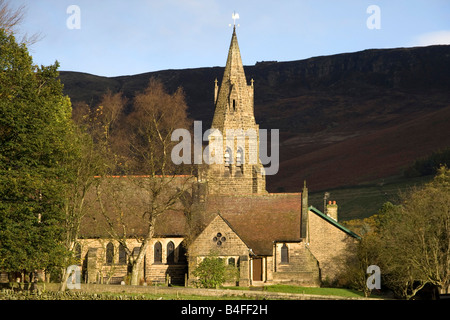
top-left (78, 237), bottom-right (187, 285)
top-left (272, 242), bottom-right (320, 286)
top-left (188, 215), bottom-right (251, 286)
top-left (307, 211), bottom-right (358, 282)
top-left (206, 28), bottom-right (267, 196)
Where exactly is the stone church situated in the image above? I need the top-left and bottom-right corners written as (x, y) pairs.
top-left (76, 26), bottom-right (360, 287)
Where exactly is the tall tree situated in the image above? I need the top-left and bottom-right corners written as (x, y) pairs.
top-left (338, 214), bottom-right (381, 297)
top-left (59, 90), bottom-right (127, 289)
top-left (59, 126), bottom-right (105, 290)
top-left (0, 29), bottom-right (77, 281)
top-left (373, 167), bottom-right (450, 298)
top-left (95, 78), bottom-right (194, 285)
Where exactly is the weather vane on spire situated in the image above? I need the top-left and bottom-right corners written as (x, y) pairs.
top-left (229, 11), bottom-right (240, 28)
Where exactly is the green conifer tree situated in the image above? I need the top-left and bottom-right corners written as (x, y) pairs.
top-left (0, 29), bottom-right (78, 281)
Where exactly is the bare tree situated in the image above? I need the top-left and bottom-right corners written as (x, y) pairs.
top-left (95, 79), bottom-right (194, 286)
top-left (0, 0), bottom-right (41, 45)
top-left (59, 91), bottom-right (126, 290)
top-left (96, 90), bottom-right (127, 143)
top-left (81, 91), bottom-right (127, 149)
top-left (59, 127), bottom-right (104, 291)
top-left (126, 78), bottom-right (191, 175)
top-left (71, 101), bottom-right (91, 127)
top-left (73, 91), bottom-right (128, 173)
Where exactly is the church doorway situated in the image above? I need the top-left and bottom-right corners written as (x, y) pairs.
top-left (252, 257), bottom-right (263, 281)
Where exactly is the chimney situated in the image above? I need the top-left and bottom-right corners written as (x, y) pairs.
top-left (326, 200), bottom-right (338, 221)
top-left (301, 180), bottom-right (308, 239)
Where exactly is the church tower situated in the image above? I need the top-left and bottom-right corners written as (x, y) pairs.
top-left (205, 26), bottom-right (266, 195)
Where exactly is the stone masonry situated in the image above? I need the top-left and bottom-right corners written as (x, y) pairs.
top-left (188, 215), bottom-right (251, 287)
top-left (205, 26), bottom-right (266, 195)
top-left (68, 26), bottom-right (360, 289)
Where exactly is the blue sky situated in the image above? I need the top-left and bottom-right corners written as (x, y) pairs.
top-left (14, 0), bottom-right (450, 77)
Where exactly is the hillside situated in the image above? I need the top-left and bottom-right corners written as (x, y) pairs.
top-left (59, 45), bottom-right (450, 200)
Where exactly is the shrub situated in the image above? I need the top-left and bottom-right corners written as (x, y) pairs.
top-left (192, 251), bottom-right (239, 288)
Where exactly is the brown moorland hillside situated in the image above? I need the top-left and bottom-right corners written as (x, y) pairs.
top-left (59, 44), bottom-right (450, 193)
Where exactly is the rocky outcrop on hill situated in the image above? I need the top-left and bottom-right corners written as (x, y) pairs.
top-left (60, 45), bottom-right (450, 191)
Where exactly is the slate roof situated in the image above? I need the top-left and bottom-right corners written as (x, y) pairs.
top-left (205, 193), bottom-right (303, 255)
top-left (79, 177), bottom-right (304, 255)
top-left (79, 176), bottom-right (191, 238)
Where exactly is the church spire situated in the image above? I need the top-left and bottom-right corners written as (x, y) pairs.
top-left (222, 26), bottom-right (245, 84)
top-left (211, 26), bottom-right (255, 131)
top-left (205, 21), bottom-right (266, 195)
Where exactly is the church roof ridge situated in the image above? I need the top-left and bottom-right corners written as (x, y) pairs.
top-left (207, 192), bottom-right (302, 197)
top-left (93, 175), bottom-right (193, 179)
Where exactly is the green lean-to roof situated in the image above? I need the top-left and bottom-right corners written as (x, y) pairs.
top-left (308, 206), bottom-right (361, 240)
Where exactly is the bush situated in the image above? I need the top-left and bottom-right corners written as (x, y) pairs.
top-left (404, 148), bottom-right (450, 178)
top-left (192, 252), bottom-right (239, 289)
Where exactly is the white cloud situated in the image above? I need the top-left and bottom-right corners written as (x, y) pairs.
top-left (413, 30), bottom-right (450, 46)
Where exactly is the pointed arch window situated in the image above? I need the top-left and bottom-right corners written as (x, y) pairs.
top-left (224, 147), bottom-right (232, 166)
top-left (118, 244), bottom-right (127, 264)
top-left (167, 241), bottom-right (175, 264)
top-left (224, 147), bottom-right (232, 175)
top-left (281, 243), bottom-right (289, 264)
top-left (154, 242), bottom-right (162, 264)
top-left (236, 147), bottom-right (244, 173)
top-left (106, 242), bottom-right (114, 265)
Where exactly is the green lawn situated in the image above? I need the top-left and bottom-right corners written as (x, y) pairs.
top-left (261, 284), bottom-right (364, 298)
top-left (222, 284), bottom-right (374, 298)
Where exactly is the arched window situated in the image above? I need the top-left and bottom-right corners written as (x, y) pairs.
top-left (224, 147), bottom-right (232, 174)
top-left (154, 242), bottom-right (162, 264)
top-left (118, 244), bottom-right (127, 264)
top-left (236, 147), bottom-right (243, 173)
top-left (132, 247), bottom-right (140, 257)
top-left (281, 243), bottom-right (289, 264)
top-left (106, 242), bottom-right (114, 265)
top-left (228, 257), bottom-right (236, 266)
top-left (224, 147), bottom-right (232, 166)
top-left (167, 241), bottom-right (175, 264)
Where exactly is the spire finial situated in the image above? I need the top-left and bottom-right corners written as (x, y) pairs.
top-left (229, 11), bottom-right (240, 28)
